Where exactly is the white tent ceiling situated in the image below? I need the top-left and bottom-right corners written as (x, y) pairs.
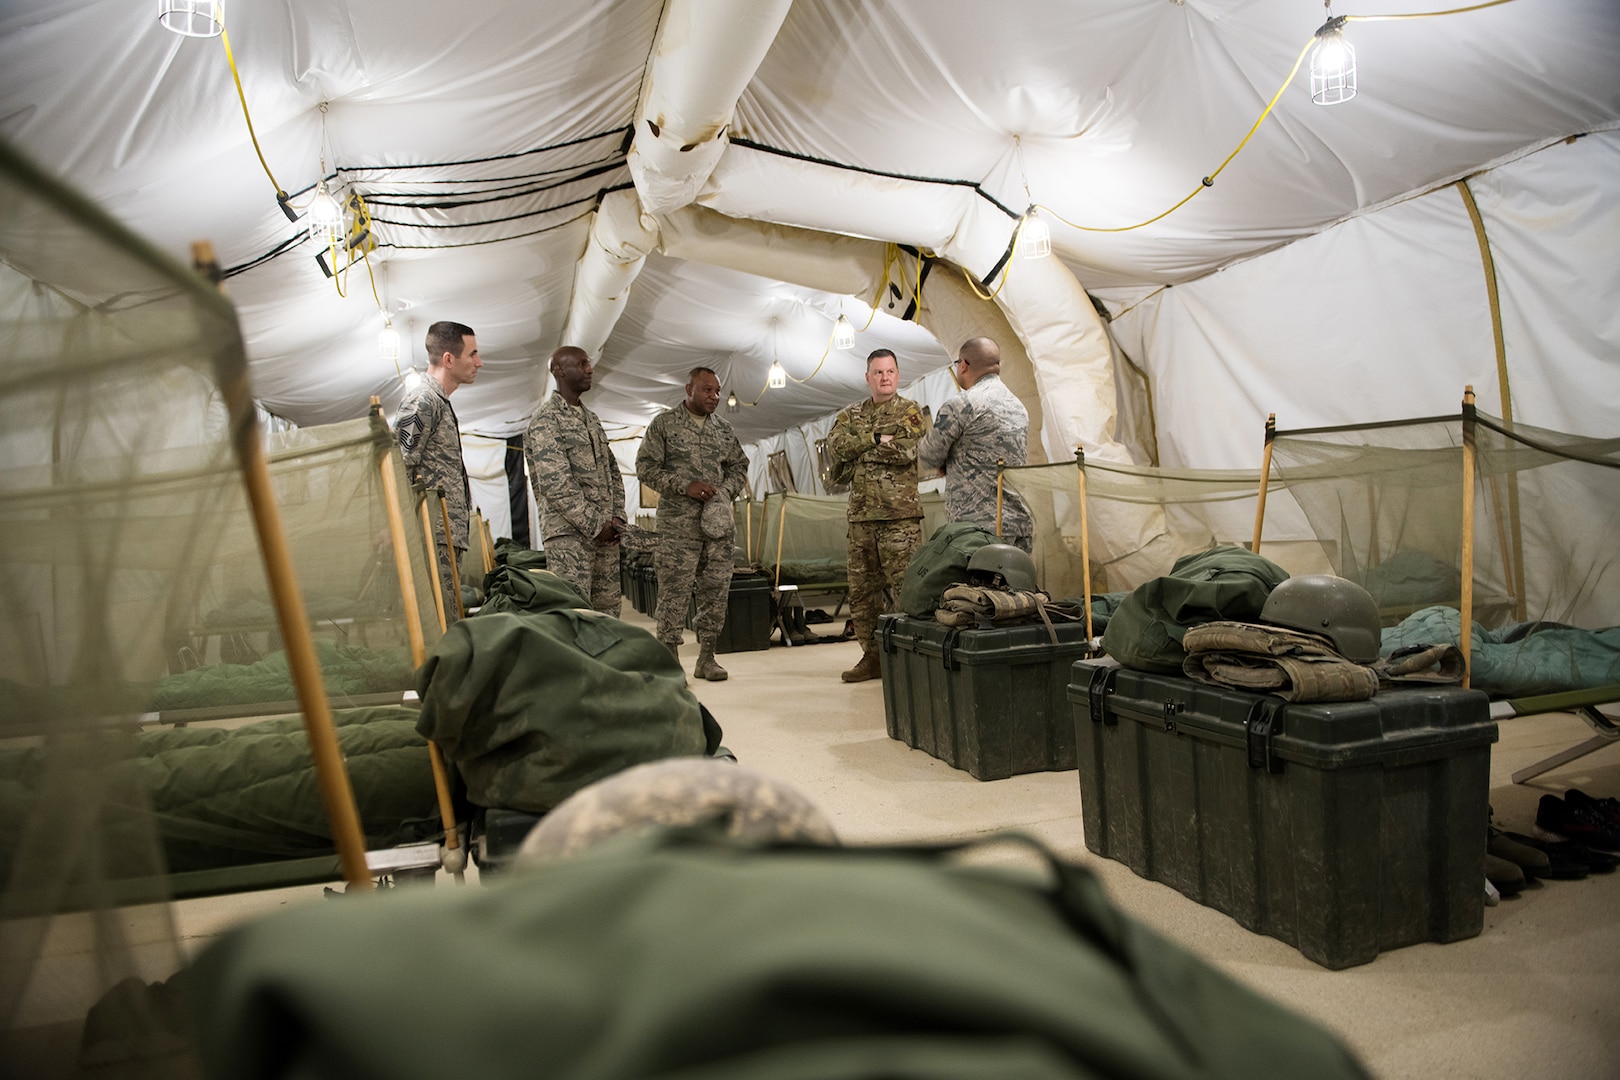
top-left (2, 0), bottom-right (1616, 454)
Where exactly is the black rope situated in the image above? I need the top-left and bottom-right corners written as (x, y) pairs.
top-left (345, 153), bottom-right (627, 192)
top-left (372, 207), bottom-right (596, 250)
top-left (361, 161), bottom-right (628, 210)
top-left (340, 126), bottom-right (631, 174)
top-left (222, 231), bottom-right (310, 280)
top-left (368, 190), bottom-right (602, 230)
top-left (728, 136), bottom-right (1021, 220)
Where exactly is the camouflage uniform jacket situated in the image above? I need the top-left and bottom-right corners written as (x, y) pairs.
top-left (917, 373), bottom-right (1033, 538)
top-left (826, 396), bottom-right (924, 523)
top-left (524, 392), bottom-right (626, 543)
top-left (635, 406), bottom-right (748, 542)
top-left (397, 376), bottom-right (470, 549)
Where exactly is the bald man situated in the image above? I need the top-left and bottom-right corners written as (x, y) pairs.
top-left (523, 346), bottom-right (627, 615)
top-left (917, 337), bottom-right (1034, 551)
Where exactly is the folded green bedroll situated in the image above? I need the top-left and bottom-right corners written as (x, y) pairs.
top-left (186, 827), bottom-right (1370, 1080)
top-left (0, 706), bottom-right (441, 882)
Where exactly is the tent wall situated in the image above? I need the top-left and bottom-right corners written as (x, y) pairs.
top-left (1106, 131), bottom-right (1620, 472)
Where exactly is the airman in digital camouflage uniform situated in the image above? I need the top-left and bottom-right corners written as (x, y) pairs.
top-left (397, 320), bottom-right (481, 622)
top-left (524, 346), bottom-right (627, 615)
top-left (918, 336), bottom-right (1034, 553)
top-left (826, 349), bottom-right (925, 683)
top-left (635, 367), bottom-right (748, 682)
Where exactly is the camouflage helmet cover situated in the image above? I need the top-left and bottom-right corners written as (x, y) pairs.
top-left (517, 758), bottom-right (839, 861)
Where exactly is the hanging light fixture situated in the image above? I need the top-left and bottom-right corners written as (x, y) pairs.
top-left (307, 173), bottom-right (344, 245)
top-left (727, 391), bottom-right (739, 413)
top-left (402, 369), bottom-right (423, 391)
top-left (1310, 5), bottom-right (1356, 106)
top-left (767, 361), bottom-right (787, 390)
top-left (158, 0), bottom-right (224, 38)
top-left (1011, 136), bottom-right (1051, 260)
top-left (1018, 207), bottom-right (1051, 260)
top-left (833, 314), bottom-right (855, 351)
top-left (378, 319), bottom-right (401, 362)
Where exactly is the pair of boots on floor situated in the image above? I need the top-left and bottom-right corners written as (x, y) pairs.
top-left (668, 637), bottom-right (728, 682)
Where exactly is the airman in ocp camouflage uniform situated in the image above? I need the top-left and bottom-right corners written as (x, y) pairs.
top-left (918, 336), bottom-right (1034, 553)
top-left (524, 346), bottom-right (627, 615)
top-left (826, 349), bottom-right (924, 683)
top-left (635, 366), bottom-right (748, 682)
top-left (397, 320), bottom-right (481, 622)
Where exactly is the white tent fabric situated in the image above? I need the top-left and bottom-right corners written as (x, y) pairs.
top-left (1, 0), bottom-right (1615, 474)
top-left (460, 433), bottom-right (513, 543)
top-left (1107, 130), bottom-right (1620, 469)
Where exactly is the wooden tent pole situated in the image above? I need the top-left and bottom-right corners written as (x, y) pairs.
top-left (1460, 386), bottom-right (1478, 690)
top-left (194, 242), bottom-right (371, 892)
top-left (1076, 449), bottom-right (1093, 642)
top-left (437, 491), bottom-right (467, 619)
top-left (481, 515), bottom-right (496, 574)
top-left (996, 458), bottom-right (1005, 537)
top-left (1252, 413), bottom-right (1275, 554)
top-left (369, 400), bottom-right (463, 881)
top-left (773, 493), bottom-right (788, 590)
top-left (419, 494), bottom-right (449, 634)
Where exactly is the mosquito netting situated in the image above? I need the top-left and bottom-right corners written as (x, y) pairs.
top-left (751, 491), bottom-right (948, 587)
top-left (1001, 455), bottom-right (1330, 603)
top-left (1267, 406), bottom-right (1620, 694)
top-left (0, 139), bottom-right (399, 1077)
top-left (154, 414), bottom-right (445, 720)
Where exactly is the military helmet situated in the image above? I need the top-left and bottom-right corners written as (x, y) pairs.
top-left (517, 758), bottom-right (839, 861)
top-left (966, 543), bottom-right (1038, 592)
top-left (1259, 574), bottom-right (1381, 663)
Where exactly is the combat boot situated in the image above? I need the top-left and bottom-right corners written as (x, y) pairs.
top-left (791, 603), bottom-right (816, 645)
top-left (841, 648), bottom-right (882, 683)
top-left (694, 636), bottom-right (729, 681)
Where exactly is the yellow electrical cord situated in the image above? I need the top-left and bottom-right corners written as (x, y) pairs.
top-left (1038, 0), bottom-right (1520, 236)
top-left (222, 19), bottom-right (396, 319)
top-left (221, 23), bottom-right (288, 206)
top-left (1348, 0), bottom-right (1517, 24)
top-left (956, 214), bottom-right (1034, 301)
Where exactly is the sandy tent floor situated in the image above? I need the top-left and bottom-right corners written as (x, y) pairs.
top-left (18, 605), bottom-right (1617, 1080)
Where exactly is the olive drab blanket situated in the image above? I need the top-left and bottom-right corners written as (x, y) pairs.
top-left (185, 827), bottom-right (1372, 1080)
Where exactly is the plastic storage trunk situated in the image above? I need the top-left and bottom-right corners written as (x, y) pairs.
top-left (686, 571), bottom-right (772, 653)
top-left (1068, 657), bottom-right (1497, 969)
top-left (879, 614), bottom-right (1094, 780)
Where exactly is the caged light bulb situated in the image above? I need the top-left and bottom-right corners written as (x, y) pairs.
top-left (1309, 16), bottom-right (1357, 106)
top-left (767, 361), bottom-right (787, 390)
top-left (1018, 209), bottom-right (1051, 259)
top-left (308, 179), bottom-right (344, 244)
top-left (402, 369), bottom-right (423, 391)
top-left (158, 0), bottom-right (224, 38)
top-left (378, 323), bottom-right (401, 362)
top-left (833, 314), bottom-right (855, 351)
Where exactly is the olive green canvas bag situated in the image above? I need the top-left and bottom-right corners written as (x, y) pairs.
top-left (415, 609), bottom-right (708, 813)
top-left (1101, 546), bottom-right (1290, 674)
top-left (899, 521), bottom-right (999, 616)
